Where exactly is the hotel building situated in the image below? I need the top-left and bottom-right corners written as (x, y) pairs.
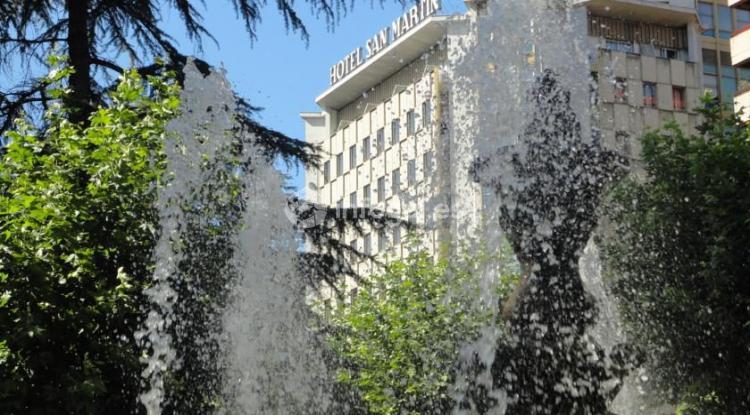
top-left (302, 0), bottom-right (708, 283)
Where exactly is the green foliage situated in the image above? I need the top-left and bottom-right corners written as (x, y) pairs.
top-left (0, 64), bottom-right (179, 413)
top-left (326, 247), bottom-right (518, 415)
top-left (604, 99), bottom-right (750, 413)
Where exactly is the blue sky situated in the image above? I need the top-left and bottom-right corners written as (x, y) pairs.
top-left (161, 0), bottom-right (466, 195)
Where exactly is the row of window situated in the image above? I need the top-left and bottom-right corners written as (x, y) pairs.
top-left (699, 1), bottom-right (750, 40)
top-left (604, 40), bottom-right (687, 61)
top-left (351, 226), bottom-right (399, 256)
top-left (702, 48), bottom-right (750, 104)
top-left (322, 100), bottom-right (432, 184)
top-left (612, 78), bottom-right (686, 110)
top-left (333, 152), bottom-right (434, 209)
top-left (350, 210), bottom-right (425, 256)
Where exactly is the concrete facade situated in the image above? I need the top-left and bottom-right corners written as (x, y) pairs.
top-left (302, 0), bottom-right (707, 291)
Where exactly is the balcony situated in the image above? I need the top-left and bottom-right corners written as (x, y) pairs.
top-left (729, 0), bottom-right (750, 11)
top-left (575, 0), bottom-right (698, 25)
top-left (731, 25), bottom-right (750, 68)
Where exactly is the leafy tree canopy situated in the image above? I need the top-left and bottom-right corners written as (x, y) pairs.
top-left (604, 100), bottom-right (750, 414)
top-left (325, 246), bottom-right (519, 415)
top-left (0, 60), bottom-right (179, 414)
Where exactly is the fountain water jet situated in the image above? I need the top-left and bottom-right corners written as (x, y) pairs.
top-left (137, 61), bottom-right (339, 414)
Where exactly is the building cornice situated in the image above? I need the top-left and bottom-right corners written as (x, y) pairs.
top-left (315, 15), bottom-right (456, 110)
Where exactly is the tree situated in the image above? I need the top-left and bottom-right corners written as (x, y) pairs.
top-left (325, 247), bottom-right (519, 415)
top-left (0, 0), bottom-right (345, 163)
top-left (0, 64), bottom-right (179, 413)
top-left (603, 101), bottom-right (750, 413)
top-left (0, 0), bottom-right (383, 298)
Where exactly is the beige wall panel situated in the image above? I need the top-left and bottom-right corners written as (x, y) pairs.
top-left (657, 83), bottom-right (673, 110)
top-left (629, 109), bottom-right (644, 135)
top-left (612, 52), bottom-right (628, 78)
top-left (643, 108), bottom-right (660, 129)
top-left (385, 99), bottom-right (396, 124)
top-left (345, 173), bottom-right (357, 200)
top-left (321, 185), bottom-right (331, 206)
top-left (613, 104), bottom-right (631, 132)
top-left (670, 59), bottom-right (686, 87)
top-left (641, 56), bottom-right (657, 83)
top-left (659, 110), bottom-right (674, 125)
top-left (674, 112), bottom-right (689, 130)
top-left (627, 55), bottom-right (642, 80)
top-left (334, 128), bottom-right (346, 154)
top-left (598, 75), bottom-right (614, 103)
top-left (685, 62), bottom-right (699, 88)
top-left (385, 146), bottom-right (400, 171)
top-left (357, 165), bottom-right (370, 189)
top-left (628, 80), bottom-right (643, 107)
top-left (656, 59), bottom-right (671, 84)
top-left (686, 87), bottom-right (700, 112)
top-left (372, 155), bottom-right (385, 179)
top-left (599, 103), bottom-right (614, 130)
top-left (357, 116), bottom-right (368, 140)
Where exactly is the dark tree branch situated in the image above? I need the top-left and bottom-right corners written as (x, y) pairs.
top-left (91, 57), bottom-right (124, 74)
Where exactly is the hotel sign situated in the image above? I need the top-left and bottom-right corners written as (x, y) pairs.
top-left (328, 0), bottom-right (441, 86)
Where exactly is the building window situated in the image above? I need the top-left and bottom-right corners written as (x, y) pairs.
top-left (362, 136), bottom-right (370, 161)
top-left (364, 233), bottom-right (371, 255)
top-left (421, 99), bottom-right (431, 128)
top-left (673, 87), bottom-right (685, 111)
top-left (363, 184), bottom-right (371, 206)
top-left (393, 225), bottom-right (401, 245)
top-left (659, 48), bottom-right (677, 60)
top-left (406, 110), bottom-right (416, 135)
top-left (614, 78), bottom-right (627, 104)
top-left (605, 40), bottom-right (634, 54)
top-left (703, 49), bottom-right (718, 75)
top-left (336, 153), bottom-right (343, 176)
top-left (721, 51), bottom-right (738, 105)
top-left (378, 230), bottom-right (387, 251)
top-left (377, 177), bottom-right (385, 202)
top-left (323, 160), bottom-right (330, 184)
top-left (349, 145), bottom-right (356, 169)
top-left (336, 199), bottom-right (343, 211)
top-left (407, 159), bottom-right (416, 186)
top-left (376, 128), bottom-right (385, 155)
top-left (718, 6), bottom-right (732, 40)
top-left (408, 212), bottom-right (417, 226)
top-left (703, 48), bottom-right (719, 98)
top-left (699, 2), bottom-right (715, 37)
top-left (704, 74), bottom-right (719, 99)
top-left (423, 151), bottom-right (433, 176)
top-left (737, 9), bottom-right (750, 31)
top-left (391, 169), bottom-right (400, 196)
top-left (643, 82), bottom-right (657, 108)
top-left (740, 68), bottom-right (750, 93)
top-left (350, 191), bottom-right (357, 208)
top-left (349, 239), bottom-right (357, 255)
top-left (391, 118), bottom-right (400, 144)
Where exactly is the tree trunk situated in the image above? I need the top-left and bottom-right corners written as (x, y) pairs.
top-left (65, 0), bottom-right (93, 125)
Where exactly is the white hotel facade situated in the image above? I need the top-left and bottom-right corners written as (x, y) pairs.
top-left (302, 0), bottom-right (707, 279)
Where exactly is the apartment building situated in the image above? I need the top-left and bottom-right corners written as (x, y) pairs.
top-left (580, 0), bottom-right (703, 160)
top-left (729, 0), bottom-right (750, 114)
top-left (302, 0), bottom-right (706, 284)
